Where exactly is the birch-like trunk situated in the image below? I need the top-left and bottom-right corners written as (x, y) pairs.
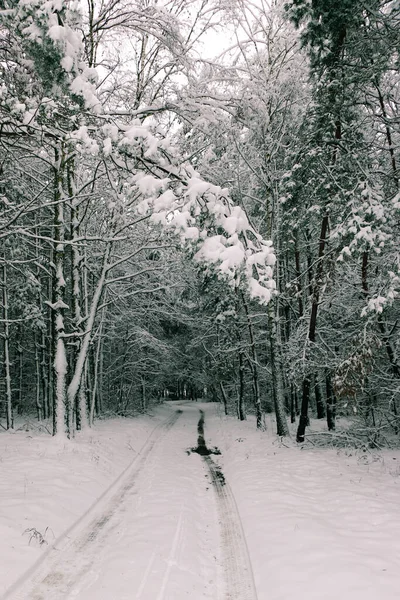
top-left (68, 158), bottom-right (88, 430)
top-left (67, 242), bottom-right (111, 412)
top-left (89, 309), bottom-right (106, 426)
top-left (47, 246), bottom-right (54, 422)
top-left (52, 148), bottom-right (68, 437)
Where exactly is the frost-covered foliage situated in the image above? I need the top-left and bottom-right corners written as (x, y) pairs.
top-left (1, 0), bottom-right (400, 445)
top-left (0, 0), bottom-right (279, 438)
top-left (0, 0), bottom-right (100, 112)
top-left (1, 0), bottom-right (276, 305)
top-left (134, 166), bottom-right (276, 304)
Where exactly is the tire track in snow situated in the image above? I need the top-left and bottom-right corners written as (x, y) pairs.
top-left (1, 409), bottom-right (182, 600)
top-left (205, 456), bottom-right (258, 600)
top-left (195, 410), bottom-right (258, 600)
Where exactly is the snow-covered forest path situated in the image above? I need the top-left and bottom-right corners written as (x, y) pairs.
top-left (3, 404), bottom-right (256, 600)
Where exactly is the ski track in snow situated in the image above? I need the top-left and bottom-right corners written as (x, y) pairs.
top-left (2, 408), bottom-right (185, 600)
top-left (2, 404), bottom-right (257, 600)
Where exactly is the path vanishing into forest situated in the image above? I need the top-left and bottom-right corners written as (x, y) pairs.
top-left (1, 403), bottom-right (258, 600)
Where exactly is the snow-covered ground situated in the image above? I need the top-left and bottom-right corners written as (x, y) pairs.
top-left (207, 406), bottom-right (400, 600)
top-left (1, 402), bottom-right (399, 599)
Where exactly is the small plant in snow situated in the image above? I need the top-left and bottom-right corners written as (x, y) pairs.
top-left (23, 526), bottom-right (52, 546)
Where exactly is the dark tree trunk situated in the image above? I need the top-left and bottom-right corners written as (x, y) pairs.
top-left (361, 250), bottom-right (369, 296)
top-left (326, 372), bottom-right (336, 431)
top-left (39, 332), bottom-right (49, 419)
top-left (304, 229), bottom-right (314, 297)
top-left (97, 337), bottom-right (104, 414)
top-left (390, 399), bottom-right (399, 435)
top-left (219, 381), bottom-right (228, 415)
top-left (314, 373), bottom-right (325, 419)
top-left (297, 215), bottom-right (329, 442)
top-left (297, 375), bottom-right (311, 442)
top-left (35, 335), bottom-right (43, 421)
top-left (242, 294), bottom-right (262, 428)
top-left (141, 377), bottom-right (146, 411)
top-left (290, 383), bottom-right (296, 423)
top-left (375, 81), bottom-right (399, 189)
top-left (294, 243), bottom-right (304, 317)
top-left (238, 351), bottom-right (246, 421)
top-left (268, 303), bottom-right (289, 436)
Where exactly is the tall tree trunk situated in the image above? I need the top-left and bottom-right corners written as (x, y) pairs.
top-left (242, 294), bottom-right (262, 428)
top-left (326, 371), bottom-right (336, 431)
top-left (34, 218), bottom-right (48, 420)
top-left (219, 381), bottom-right (228, 415)
top-left (86, 355), bottom-right (94, 416)
top-left (290, 383), bottom-right (296, 423)
top-left (68, 158), bottom-right (88, 431)
top-left (314, 373), bottom-right (325, 419)
top-left (237, 350), bottom-right (246, 420)
top-left (294, 239), bottom-right (304, 317)
top-left (297, 375), bottom-right (311, 440)
top-left (269, 302), bottom-right (290, 436)
top-left (297, 215), bottom-right (329, 442)
top-left (52, 147), bottom-right (68, 437)
top-left (3, 264), bottom-right (13, 430)
top-left (35, 334), bottom-right (43, 421)
top-left (90, 314), bottom-right (105, 426)
top-left (40, 331), bottom-right (49, 419)
top-left (97, 335), bottom-right (104, 415)
top-left (304, 229), bottom-right (314, 297)
top-left (361, 250), bottom-right (369, 297)
top-left (375, 81), bottom-right (398, 189)
top-left (47, 247), bottom-right (54, 422)
top-left (17, 333), bottom-right (23, 414)
top-left (67, 242), bottom-right (111, 412)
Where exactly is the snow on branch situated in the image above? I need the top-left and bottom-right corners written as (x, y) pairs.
top-left (64, 112), bottom-right (277, 304)
top-left (134, 165), bottom-right (276, 304)
top-left (9, 0), bottom-right (101, 113)
top-left (4, 0), bottom-right (277, 305)
top-left (333, 181), bottom-right (400, 315)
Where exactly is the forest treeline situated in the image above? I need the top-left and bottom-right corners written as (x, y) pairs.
top-left (0, 0), bottom-right (399, 445)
